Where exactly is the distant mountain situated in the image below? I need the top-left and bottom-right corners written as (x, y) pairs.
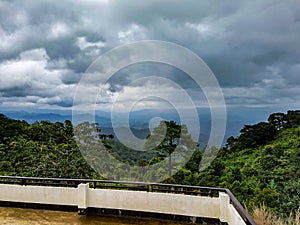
top-left (2, 106), bottom-right (286, 146)
top-left (100, 126), bottom-right (150, 140)
top-left (3, 111), bottom-right (72, 124)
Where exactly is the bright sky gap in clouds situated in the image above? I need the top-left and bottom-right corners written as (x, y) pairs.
top-left (0, 0), bottom-right (300, 112)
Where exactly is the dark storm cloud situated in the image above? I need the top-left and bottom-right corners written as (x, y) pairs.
top-left (108, 0), bottom-right (242, 26)
top-left (108, 62), bottom-right (199, 91)
top-left (0, 0), bottom-right (299, 109)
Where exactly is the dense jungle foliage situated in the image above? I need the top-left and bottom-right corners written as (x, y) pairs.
top-left (0, 110), bottom-right (299, 216)
top-left (0, 114), bottom-right (99, 179)
top-left (182, 110), bottom-right (300, 216)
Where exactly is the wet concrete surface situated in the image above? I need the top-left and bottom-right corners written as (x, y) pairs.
top-left (0, 207), bottom-right (194, 225)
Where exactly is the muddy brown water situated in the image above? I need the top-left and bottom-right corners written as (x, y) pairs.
top-left (0, 207), bottom-right (195, 225)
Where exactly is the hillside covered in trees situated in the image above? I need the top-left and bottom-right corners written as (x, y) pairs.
top-left (180, 110), bottom-right (300, 216)
top-left (0, 110), bottom-right (299, 217)
top-left (0, 115), bottom-right (98, 179)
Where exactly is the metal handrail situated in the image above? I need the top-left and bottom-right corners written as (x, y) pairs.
top-left (0, 176), bottom-right (256, 225)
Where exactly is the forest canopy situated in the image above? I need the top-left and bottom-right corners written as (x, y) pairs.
top-left (0, 110), bottom-right (299, 216)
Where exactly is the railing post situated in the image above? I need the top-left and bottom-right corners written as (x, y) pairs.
top-left (147, 184), bottom-right (153, 192)
top-left (21, 178), bottom-right (26, 186)
top-left (77, 183), bottom-right (89, 215)
top-left (219, 192), bottom-right (230, 224)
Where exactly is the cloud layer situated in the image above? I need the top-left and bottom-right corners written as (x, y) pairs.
top-left (0, 0), bottom-right (299, 111)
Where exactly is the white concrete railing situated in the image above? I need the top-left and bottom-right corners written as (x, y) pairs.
top-left (0, 182), bottom-right (248, 225)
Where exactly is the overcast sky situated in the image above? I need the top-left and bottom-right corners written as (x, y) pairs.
top-left (0, 0), bottom-right (299, 114)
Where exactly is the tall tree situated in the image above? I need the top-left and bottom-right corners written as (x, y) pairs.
top-left (238, 122), bottom-right (277, 149)
top-left (268, 112), bottom-right (288, 130)
top-left (144, 121), bottom-right (198, 177)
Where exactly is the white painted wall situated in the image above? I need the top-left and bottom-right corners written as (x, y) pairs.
top-left (227, 204), bottom-right (247, 225)
top-left (88, 188), bottom-right (220, 219)
top-left (219, 192), bottom-right (246, 225)
top-left (0, 183), bottom-right (247, 225)
top-left (0, 184), bottom-right (77, 206)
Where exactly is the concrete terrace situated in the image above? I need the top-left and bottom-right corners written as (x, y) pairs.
top-left (0, 176), bottom-right (256, 225)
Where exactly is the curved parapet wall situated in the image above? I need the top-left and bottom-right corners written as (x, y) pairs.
top-left (0, 176), bottom-right (256, 225)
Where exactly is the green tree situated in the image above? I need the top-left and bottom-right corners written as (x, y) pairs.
top-left (268, 110), bottom-right (300, 130)
top-left (268, 112), bottom-right (288, 130)
top-left (286, 110), bottom-right (300, 127)
top-left (238, 122), bottom-right (277, 149)
top-left (144, 121), bottom-right (198, 177)
top-left (0, 114), bottom-right (29, 143)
